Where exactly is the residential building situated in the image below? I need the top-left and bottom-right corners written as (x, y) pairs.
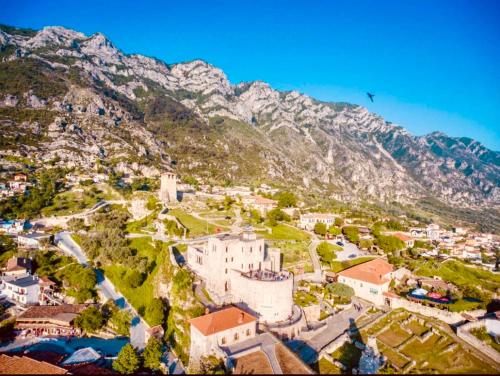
top-left (15, 304), bottom-right (88, 336)
top-left (337, 258), bottom-right (394, 306)
top-left (299, 213), bottom-right (337, 231)
top-left (392, 232), bottom-right (415, 248)
top-left (189, 306), bottom-right (257, 364)
top-left (13, 173), bottom-right (28, 182)
top-left (241, 195), bottom-right (278, 215)
top-left (0, 219), bottom-right (25, 234)
top-left (223, 186), bottom-right (252, 198)
top-left (0, 354), bottom-right (68, 375)
top-left (426, 224), bottom-right (441, 241)
top-left (1, 274), bottom-right (41, 306)
top-left (187, 228), bottom-right (293, 323)
top-left (2, 256), bottom-right (33, 276)
top-left (17, 232), bottom-right (52, 249)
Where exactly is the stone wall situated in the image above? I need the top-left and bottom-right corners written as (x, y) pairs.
top-left (456, 320), bottom-right (500, 364)
top-left (389, 297), bottom-right (485, 324)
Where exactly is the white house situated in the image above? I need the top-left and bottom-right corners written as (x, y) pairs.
top-left (17, 232), bottom-right (52, 249)
top-left (0, 274), bottom-right (41, 306)
top-left (241, 196), bottom-right (278, 215)
top-left (187, 228), bottom-right (293, 323)
top-left (299, 213), bottom-right (337, 231)
top-left (391, 233), bottom-right (415, 248)
top-left (189, 306), bottom-right (257, 364)
top-left (2, 256), bottom-right (33, 276)
top-left (337, 258), bottom-right (394, 306)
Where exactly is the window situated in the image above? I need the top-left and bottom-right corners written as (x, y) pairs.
top-left (250, 247), bottom-right (252, 253)
top-left (221, 337), bottom-right (226, 345)
top-left (234, 333), bottom-right (239, 340)
top-left (225, 246), bottom-right (228, 253)
top-left (246, 329), bottom-right (251, 337)
top-left (225, 269), bottom-right (228, 274)
top-left (225, 258), bottom-right (228, 263)
top-left (231, 257), bottom-right (234, 262)
top-left (369, 288), bottom-right (378, 295)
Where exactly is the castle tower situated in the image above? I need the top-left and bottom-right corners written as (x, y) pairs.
top-left (160, 172), bottom-right (177, 204)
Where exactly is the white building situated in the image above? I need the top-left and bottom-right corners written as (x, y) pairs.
top-left (0, 274), bottom-right (41, 306)
top-left (159, 172), bottom-right (177, 204)
top-left (2, 256), bottom-right (33, 276)
top-left (223, 186), bottom-right (252, 198)
top-left (189, 306), bottom-right (257, 364)
top-left (241, 196), bottom-right (278, 215)
top-left (17, 232), bottom-right (52, 249)
top-left (337, 258), bottom-right (394, 306)
top-left (426, 224), bottom-right (441, 241)
top-left (187, 229), bottom-right (293, 323)
top-left (299, 213), bottom-right (337, 231)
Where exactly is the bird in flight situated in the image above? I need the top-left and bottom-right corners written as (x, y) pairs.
top-left (367, 92), bottom-right (375, 102)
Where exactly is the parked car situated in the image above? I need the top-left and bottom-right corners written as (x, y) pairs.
top-left (348, 254), bottom-right (356, 259)
top-left (336, 241), bottom-right (344, 246)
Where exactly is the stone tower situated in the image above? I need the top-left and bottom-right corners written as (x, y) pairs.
top-left (160, 172), bottom-right (177, 204)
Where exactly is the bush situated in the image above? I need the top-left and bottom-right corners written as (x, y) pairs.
top-left (326, 282), bottom-right (354, 299)
top-left (328, 226), bottom-right (342, 236)
top-left (126, 269), bottom-right (144, 288)
top-left (376, 235), bottom-right (405, 253)
top-left (266, 208), bottom-right (290, 227)
top-left (274, 191), bottom-right (297, 208)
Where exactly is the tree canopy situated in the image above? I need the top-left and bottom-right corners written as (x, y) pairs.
top-left (326, 282), bottom-right (354, 298)
top-left (313, 222), bottom-right (327, 236)
top-left (113, 343), bottom-right (140, 374)
top-left (143, 337), bottom-right (163, 370)
top-left (74, 306), bottom-right (104, 334)
top-left (342, 226), bottom-right (359, 243)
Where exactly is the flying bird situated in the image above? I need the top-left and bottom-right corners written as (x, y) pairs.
top-left (367, 92), bottom-right (375, 102)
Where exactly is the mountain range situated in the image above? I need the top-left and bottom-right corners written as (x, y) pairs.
top-left (0, 25), bottom-right (498, 230)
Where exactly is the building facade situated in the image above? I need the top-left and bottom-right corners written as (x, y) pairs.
top-left (187, 229), bottom-right (293, 323)
top-left (189, 306), bottom-right (257, 364)
top-left (299, 213), bottom-right (337, 231)
top-left (337, 258), bottom-right (394, 306)
top-left (0, 274), bottom-right (41, 306)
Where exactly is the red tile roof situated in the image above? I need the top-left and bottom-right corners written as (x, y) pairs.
top-left (189, 306), bottom-right (256, 336)
top-left (0, 354), bottom-right (68, 374)
top-left (338, 258), bottom-right (393, 285)
top-left (392, 232), bottom-right (413, 242)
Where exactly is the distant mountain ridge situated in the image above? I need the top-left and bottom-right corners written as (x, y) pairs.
top-left (0, 24), bottom-right (498, 214)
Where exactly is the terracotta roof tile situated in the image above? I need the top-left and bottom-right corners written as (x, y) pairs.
top-left (338, 258), bottom-right (393, 285)
top-left (0, 354), bottom-right (68, 374)
top-left (189, 306), bottom-right (256, 336)
top-left (392, 232), bottom-right (413, 241)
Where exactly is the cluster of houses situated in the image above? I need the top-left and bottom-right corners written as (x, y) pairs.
top-left (0, 173), bottom-right (31, 198)
top-left (0, 256), bottom-right (59, 307)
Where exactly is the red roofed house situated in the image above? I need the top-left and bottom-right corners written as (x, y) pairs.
top-left (337, 258), bottom-right (394, 305)
top-left (189, 306), bottom-right (257, 364)
top-left (392, 232), bottom-right (415, 248)
top-left (242, 196), bottom-right (278, 215)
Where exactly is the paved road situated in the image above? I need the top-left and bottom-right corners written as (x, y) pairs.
top-left (334, 240), bottom-right (366, 261)
top-left (55, 231), bottom-right (147, 349)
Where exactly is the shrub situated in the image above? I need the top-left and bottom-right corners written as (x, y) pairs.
top-left (314, 223), bottom-right (327, 236)
top-left (113, 344), bottom-right (140, 374)
top-left (74, 306), bottom-right (104, 334)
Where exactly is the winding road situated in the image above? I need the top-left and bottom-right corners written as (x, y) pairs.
top-left (54, 231), bottom-right (147, 349)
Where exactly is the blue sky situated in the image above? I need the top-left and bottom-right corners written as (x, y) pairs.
top-left (2, 0), bottom-right (499, 150)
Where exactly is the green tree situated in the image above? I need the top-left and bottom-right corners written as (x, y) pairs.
top-left (359, 239), bottom-right (373, 250)
top-left (74, 306), bottom-right (104, 334)
top-left (274, 191), bottom-right (297, 208)
top-left (328, 226), bottom-right (342, 236)
top-left (146, 195), bottom-right (158, 210)
top-left (143, 337), bottom-right (163, 370)
top-left (376, 235), bottom-right (405, 253)
top-left (334, 217), bottom-right (344, 227)
top-left (314, 222), bottom-right (327, 236)
top-left (316, 242), bottom-right (337, 263)
top-left (146, 298), bottom-right (166, 326)
top-left (266, 208), bottom-right (290, 227)
top-left (113, 344), bottom-right (140, 374)
top-left (342, 226), bottom-right (359, 243)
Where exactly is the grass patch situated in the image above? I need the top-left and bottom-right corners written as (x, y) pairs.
top-left (293, 290), bottom-right (318, 307)
top-left (168, 208), bottom-right (217, 237)
top-left (316, 358), bottom-right (341, 374)
top-left (259, 224), bottom-right (310, 241)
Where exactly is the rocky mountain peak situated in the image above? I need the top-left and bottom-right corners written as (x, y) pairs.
top-left (25, 26), bottom-right (86, 49)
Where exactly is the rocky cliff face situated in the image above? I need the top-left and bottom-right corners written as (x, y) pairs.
top-left (0, 25), bottom-right (498, 209)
